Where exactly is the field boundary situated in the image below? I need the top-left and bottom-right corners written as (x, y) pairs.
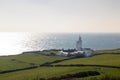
top-left (41, 64), bottom-right (120, 69)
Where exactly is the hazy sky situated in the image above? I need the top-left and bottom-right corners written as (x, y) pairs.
top-left (0, 0), bottom-right (120, 33)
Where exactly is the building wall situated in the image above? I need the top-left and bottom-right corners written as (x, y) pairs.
top-left (84, 50), bottom-right (93, 57)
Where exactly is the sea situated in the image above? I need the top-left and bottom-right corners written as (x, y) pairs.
top-left (0, 32), bottom-right (120, 56)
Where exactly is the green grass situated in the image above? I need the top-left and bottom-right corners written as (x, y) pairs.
top-left (0, 52), bottom-right (66, 71)
top-left (0, 57), bottom-right (30, 71)
top-left (94, 48), bottom-right (120, 54)
top-left (55, 54), bottom-right (120, 66)
top-left (0, 67), bottom-right (120, 80)
top-left (8, 53), bottom-right (66, 65)
top-left (0, 49), bottom-right (120, 80)
top-left (0, 67), bottom-right (95, 80)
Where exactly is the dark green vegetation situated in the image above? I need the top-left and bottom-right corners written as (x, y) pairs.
top-left (0, 49), bottom-right (120, 80)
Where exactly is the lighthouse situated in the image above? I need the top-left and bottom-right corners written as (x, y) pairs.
top-left (57, 35), bottom-right (93, 57)
top-left (76, 36), bottom-right (82, 51)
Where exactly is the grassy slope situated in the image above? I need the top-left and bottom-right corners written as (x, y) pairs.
top-left (0, 52), bottom-right (66, 71)
top-left (0, 49), bottom-right (120, 80)
top-left (0, 67), bottom-right (99, 80)
top-left (55, 54), bottom-right (120, 66)
top-left (8, 53), bottom-right (66, 65)
top-left (0, 67), bottom-right (120, 80)
top-left (94, 48), bottom-right (120, 54)
top-left (0, 56), bottom-right (30, 71)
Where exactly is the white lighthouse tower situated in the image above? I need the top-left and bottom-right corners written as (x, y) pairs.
top-left (76, 35), bottom-right (82, 51)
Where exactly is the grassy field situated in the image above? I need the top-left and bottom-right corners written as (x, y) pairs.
top-left (0, 51), bottom-right (66, 71)
top-left (94, 48), bottom-right (120, 54)
top-left (0, 67), bottom-right (95, 80)
top-left (55, 54), bottom-right (120, 66)
top-left (0, 49), bottom-right (120, 80)
top-left (0, 66), bottom-right (120, 80)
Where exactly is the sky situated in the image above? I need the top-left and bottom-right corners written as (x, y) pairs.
top-left (0, 0), bottom-right (120, 33)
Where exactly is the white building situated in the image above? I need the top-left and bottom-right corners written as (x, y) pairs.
top-left (58, 51), bottom-right (68, 56)
top-left (83, 48), bottom-right (94, 57)
top-left (57, 36), bottom-right (93, 57)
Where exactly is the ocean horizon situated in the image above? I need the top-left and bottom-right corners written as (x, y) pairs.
top-left (0, 32), bottom-right (120, 56)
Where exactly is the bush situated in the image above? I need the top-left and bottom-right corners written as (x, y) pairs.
top-left (90, 75), bottom-right (120, 80)
top-left (32, 71), bottom-right (100, 80)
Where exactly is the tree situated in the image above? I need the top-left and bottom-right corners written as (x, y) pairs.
top-left (50, 52), bottom-right (56, 56)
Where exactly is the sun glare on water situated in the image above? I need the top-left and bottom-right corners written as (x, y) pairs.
top-left (0, 32), bottom-right (27, 56)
